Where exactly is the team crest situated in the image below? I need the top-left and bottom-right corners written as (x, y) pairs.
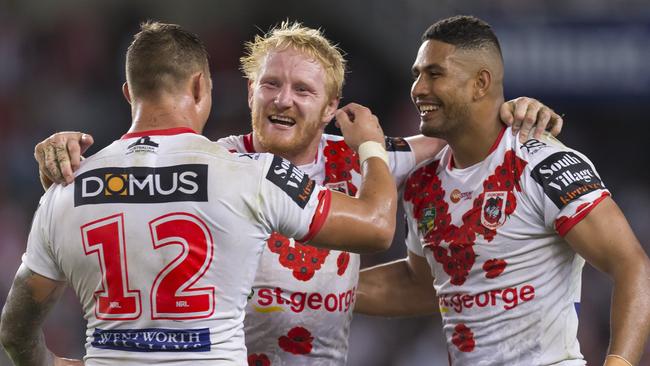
top-left (481, 191), bottom-right (507, 229)
top-left (418, 206), bottom-right (436, 236)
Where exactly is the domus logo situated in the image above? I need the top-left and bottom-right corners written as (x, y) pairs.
top-left (74, 165), bottom-right (208, 206)
top-left (103, 174), bottom-right (129, 196)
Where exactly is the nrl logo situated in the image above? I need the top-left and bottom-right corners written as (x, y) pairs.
top-left (481, 191), bottom-right (508, 229)
top-left (418, 206), bottom-right (436, 236)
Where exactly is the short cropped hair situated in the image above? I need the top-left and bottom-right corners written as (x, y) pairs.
top-left (126, 21), bottom-right (209, 99)
top-left (422, 15), bottom-right (502, 59)
top-left (240, 21), bottom-right (346, 99)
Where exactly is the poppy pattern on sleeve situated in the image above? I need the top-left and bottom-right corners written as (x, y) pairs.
top-left (323, 140), bottom-right (360, 196)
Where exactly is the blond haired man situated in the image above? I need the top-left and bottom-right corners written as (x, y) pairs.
top-left (34, 21), bottom-right (562, 365)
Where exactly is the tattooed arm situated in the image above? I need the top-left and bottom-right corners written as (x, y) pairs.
top-left (0, 264), bottom-right (80, 366)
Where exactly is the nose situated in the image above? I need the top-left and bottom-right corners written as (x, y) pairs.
top-left (411, 74), bottom-right (430, 100)
top-left (274, 85), bottom-right (292, 109)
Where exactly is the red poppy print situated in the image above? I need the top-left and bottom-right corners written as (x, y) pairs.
top-left (266, 232), bottom-right (329, 281)
top-left (404, 151), bottom-right (527, 285)
top-left (323, 140), bottom-right (360, 196)
top-left (248, 353), bottom-right (271, 366)
top-left (482, 259), bottom-right (507, 278)
top-left (336, 252), bottom-right (350, 276)
top-left (278, 326), bottom-right (314, 355)
top-left (452, 323), bottom-right (475, 352)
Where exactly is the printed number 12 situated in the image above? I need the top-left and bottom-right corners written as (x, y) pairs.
top-left (81, 212), bottom-right (215, 320)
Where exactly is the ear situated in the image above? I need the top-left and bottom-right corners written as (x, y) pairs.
top-left (191, 72), bottom-right (206, 104)
top-left (473, 69), bottom-right (492, 100)
top-left (247, 79), bottom-right (254, 109)
top-left (122, 82), bottom-right (132, 104)
top-left (321, 96), bottom-right (341, 126)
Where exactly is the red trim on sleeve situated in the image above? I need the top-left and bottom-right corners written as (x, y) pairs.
top-left (121, 127), bottom-right (196, 139)
top-left (555, 192), bottom-right (610, 237)
top-left (298, 189), bottom-right (332, 243)
top-left (243, 133), bottom-right (256, 153)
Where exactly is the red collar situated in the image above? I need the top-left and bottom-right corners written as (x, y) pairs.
top-left (449, 126), bottom-right (506, 169)
top-left (243, 133), bottom-right (256, 153)
top-left (121, 127), bottom-right (196, 140)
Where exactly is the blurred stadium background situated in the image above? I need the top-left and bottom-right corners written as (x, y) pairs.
top-left (0, 0), bottom-right (648, 365)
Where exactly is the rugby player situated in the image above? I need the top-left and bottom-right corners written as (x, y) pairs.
top-left (356, 15), bottom-right (650, 366)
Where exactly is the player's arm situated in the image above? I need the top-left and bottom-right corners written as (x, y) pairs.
top-left (0, 264), bottom-right (82, 366)
top-left (404, 97), bottom-right (563, 164)
top-left (355, 250), bottom-right (437, 316)
top-left (308, 103), bottom-right (396, 253)
top-left (563, 197), bottom-right (650, 366)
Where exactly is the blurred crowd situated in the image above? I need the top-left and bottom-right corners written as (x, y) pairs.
top-left (0, 1), bottom-right (648, 365)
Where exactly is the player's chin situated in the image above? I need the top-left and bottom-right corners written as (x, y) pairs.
top-left (263, 134), bottom-right (301, 155)
top-left (419, 121), bottom-right (443, 138)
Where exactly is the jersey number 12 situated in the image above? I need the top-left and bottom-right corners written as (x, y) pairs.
top-left (81, 212), bottom-right (215, 320)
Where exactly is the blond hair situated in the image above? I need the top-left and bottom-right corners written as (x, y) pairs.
top-left (240, 21), bottom-right (346, 99)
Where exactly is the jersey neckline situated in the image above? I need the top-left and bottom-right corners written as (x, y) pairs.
top-left (241, 132), bottom-right (321, 166)
top-left (121, 127), bottom-right (197, 140)
top-left (448, 125), bottom-right (507, 171)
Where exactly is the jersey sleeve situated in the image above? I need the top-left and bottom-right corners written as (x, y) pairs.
top-left (258, 154), bottom-right (332, 243)
top-left (526, 145), bottom-right (610, 237)
top-left (385, 137), bottom-right (416, 187)
top-left (22, 190), bottom-right (66, 281)
top-left (402, 190), bottom-right (426, 257)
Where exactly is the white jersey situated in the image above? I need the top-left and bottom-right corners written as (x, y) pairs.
top-left (403, 127), bottom-right (609, 366)
top-left (218, 133), bottom-right (415, 365)
top-left (22, 128), bottom-right (332, 366)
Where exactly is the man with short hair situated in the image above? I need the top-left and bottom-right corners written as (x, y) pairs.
top-left (0, 21), bottom-right (400, 366)
top-left (31, 21), bottom-right (562, 365)
top-left (356, 15), bottom-right (650, 366)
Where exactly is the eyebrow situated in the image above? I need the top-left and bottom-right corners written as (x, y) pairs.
top-left (412, 64), bottom-right (445, 75)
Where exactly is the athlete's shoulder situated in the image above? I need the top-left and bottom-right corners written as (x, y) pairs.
top-left (511, 129), bottom-right (607, 209)
top-left (513, 130), bottom-right (572, 166)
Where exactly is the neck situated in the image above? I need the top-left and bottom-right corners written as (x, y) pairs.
top-left (446, 99), bottom-right (504, 169)
top-left (251, 132), bottom-right (320, 166)
top-left (127, 95), bottom-right (202, 134)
